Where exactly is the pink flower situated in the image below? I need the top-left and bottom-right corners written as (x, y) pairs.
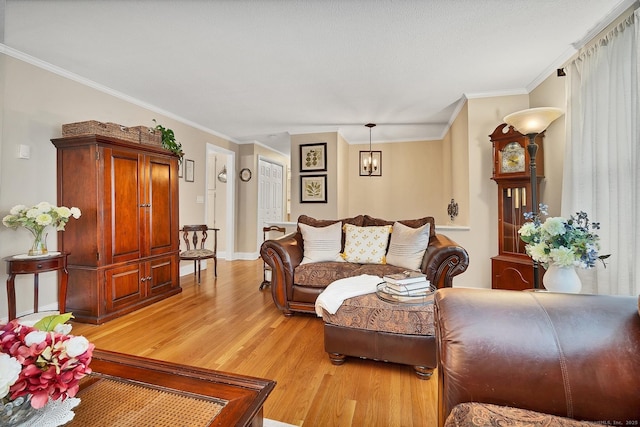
top-left (0, 319), bottom-right (93, 409)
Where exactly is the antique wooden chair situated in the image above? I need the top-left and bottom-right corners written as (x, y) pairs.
top-left (180, 225), bottom-right (219, 284)
top-left (260, 225), bottom-right (286, 290)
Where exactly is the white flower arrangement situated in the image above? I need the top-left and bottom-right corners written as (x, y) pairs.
top-left (3, 202), bottom-right (81, 254)
top-left (2, 202), bottom-right (81, 233)
top-left (518, 204), bottom-right (608, 269)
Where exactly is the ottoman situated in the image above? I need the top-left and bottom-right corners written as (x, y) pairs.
top-left (321, 291), bottom-right (436, 379)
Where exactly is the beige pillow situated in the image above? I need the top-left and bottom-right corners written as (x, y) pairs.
top-left (299, 221), bottom-right (345, 265)
top-left (341, 224), bottom-right (392, 264)
top-left (385, 221), bottom-right (431, 270)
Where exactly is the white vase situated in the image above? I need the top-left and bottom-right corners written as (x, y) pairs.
top-left (543, 264), bottom-right (582, 293)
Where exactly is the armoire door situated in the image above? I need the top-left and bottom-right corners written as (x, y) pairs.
top-left (105, 147), bottom-right (144, 265)
top-left (145, 154), bottom-right (178, 257)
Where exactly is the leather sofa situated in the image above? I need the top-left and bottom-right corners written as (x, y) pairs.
top-left (434, 288), bottom-right (640, 426)
top-left (260, 214), bottom-right (469, 316)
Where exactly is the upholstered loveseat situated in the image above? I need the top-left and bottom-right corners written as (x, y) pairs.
top-left (434, 288), bottom-right (640, 426)
top-left (260, 214), bottom-right (469, 316)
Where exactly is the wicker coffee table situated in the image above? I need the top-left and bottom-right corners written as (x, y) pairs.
top-left (67, 349), bottom-right (275, 427)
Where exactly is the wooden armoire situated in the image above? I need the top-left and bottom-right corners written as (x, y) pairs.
top-left (51, 135), bottom-right (181, 324)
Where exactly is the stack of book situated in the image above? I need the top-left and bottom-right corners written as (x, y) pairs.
top-left (383, 271), bottom-right (431, 295)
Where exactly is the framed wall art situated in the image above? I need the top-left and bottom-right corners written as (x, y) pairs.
top-left (300, 174), bottom-right (327, 203)
top-left (185, 159), bottom-right (195, 182)
top-left (299, 142), bottom-right (327, 172)
top-left (178, 160), bottom-right (184, 178)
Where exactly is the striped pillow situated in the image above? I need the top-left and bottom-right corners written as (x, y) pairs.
top-left (299, 221), bottom-right (345, 265)
top-left (385, 221), bottom-right (431, 270)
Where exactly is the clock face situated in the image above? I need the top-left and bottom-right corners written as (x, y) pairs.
top-left (240, 168), bottom-right (252, 182)
top-left (500, 142), bottom-right (525, 173)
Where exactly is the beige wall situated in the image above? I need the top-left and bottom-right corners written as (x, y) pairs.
top-left (291, 130), bottom-right (450, 224)
top-left (237, 144), bottom-right (259, 253)
top-left (347, 140), bottom-right (446, 222)
top-left (446, 86), bottom-right (565, 288)
top-left (442, 94), bottom-right (530, 288)
top-left (336, 133), bottom-right (350, 218)
top-left (0, 54), bottom-right (246, 318)
top-left (530, 72), bottom-right (567, 217)
top-left (290, 132), bottom-right (340, 220)
top-left (235, 142), bottom-right (289, 255)
top-left (446, 101), bottom-right (470, 225)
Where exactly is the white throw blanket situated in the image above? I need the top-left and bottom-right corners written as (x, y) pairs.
top-left (314, 274), bottom-right (382, 316)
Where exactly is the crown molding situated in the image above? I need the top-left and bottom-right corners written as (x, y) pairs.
top-left (0, 43), bottom-right (240, 145)
top-left (572, 0), bottom-right (638, 49)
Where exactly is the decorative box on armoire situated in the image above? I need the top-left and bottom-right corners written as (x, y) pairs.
top-left (51, 135), bottom-right (181, 324)
top-left (489, 123), bottom-right (545, 291)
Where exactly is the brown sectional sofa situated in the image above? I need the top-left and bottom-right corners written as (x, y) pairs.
top-left (260, 214), bottom-right (470, 316)
top-left (434, 288), bottom-right (640, 426)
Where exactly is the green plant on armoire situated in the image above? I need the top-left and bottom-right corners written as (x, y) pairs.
top-left (153, 119), bottom-right (184, 160)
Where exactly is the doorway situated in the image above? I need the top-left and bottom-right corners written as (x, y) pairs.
top-left (257, 157), bottom-right (285, 251)
top-left (206, 144), bottom-right (235, 259)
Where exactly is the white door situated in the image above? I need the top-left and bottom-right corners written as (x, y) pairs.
top-left (258, 158), bottom-right (284, 236)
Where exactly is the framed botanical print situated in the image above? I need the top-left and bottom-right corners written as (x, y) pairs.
top-left (300, 174), bottom-right (327, 203)
top-left (300, 143), bottom-right (327, 172)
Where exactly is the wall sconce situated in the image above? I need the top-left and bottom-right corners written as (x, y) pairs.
top-left (447, 199), bottom-right (459, 221)
top-left (359, 123), bottom-right (382, 176)
top-left (217, 165), bottom-right (227, 183)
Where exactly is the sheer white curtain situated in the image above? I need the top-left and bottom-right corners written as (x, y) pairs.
top-left (563, 9), bottom-right (639, 296)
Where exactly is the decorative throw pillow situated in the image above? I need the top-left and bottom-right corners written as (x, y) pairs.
top-left (385, 221), bottom-right (431, 270)
top-left (297, 215), bottom-right (364, 250)
top-left (341, 224), bottom-right (392, 264)
top-left (299, 221), bottom-right (345, 265)
top-left (363, 215), bottom-right (436, 238)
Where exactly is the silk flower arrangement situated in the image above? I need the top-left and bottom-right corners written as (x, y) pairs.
top-left (0, 313), bottom-right (93, 410)
top-left (518, 204), bottom-right (607, 269)
top-left (2, 202), bottom-right (81, 256)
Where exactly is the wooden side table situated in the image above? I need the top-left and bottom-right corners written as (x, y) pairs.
top-left (4, 252), bottom-right (69, 320)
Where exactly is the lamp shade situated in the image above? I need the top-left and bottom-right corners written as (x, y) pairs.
top-left (503, 107), bottom-right (564, 135)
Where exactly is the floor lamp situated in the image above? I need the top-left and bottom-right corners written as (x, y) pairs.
top-left (503, 107), bottom-right (564, 289)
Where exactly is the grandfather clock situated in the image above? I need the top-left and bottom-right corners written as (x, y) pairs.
top-left (490, 123), bottom-right (544, 290)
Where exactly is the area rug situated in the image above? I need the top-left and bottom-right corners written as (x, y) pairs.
top-left (265, 419), bottom-right (298, 427)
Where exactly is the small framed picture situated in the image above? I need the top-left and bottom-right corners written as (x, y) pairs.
top-left (300, 143), bottom-right (327, 172)
top-left (185, 159), bottom-right (195, 182)
top-left (178, 160), bottom-right (184, 178)
top-left (300, 174), bottom-right (327, 203)
top-left (359, 151), bottom-right (382, 176)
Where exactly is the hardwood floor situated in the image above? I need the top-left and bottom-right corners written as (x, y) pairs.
top-left (70, 260), bottom-right (438, 426)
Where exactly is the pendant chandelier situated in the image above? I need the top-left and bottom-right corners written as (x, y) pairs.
top-left (363, 123), bottom-right (377, 175)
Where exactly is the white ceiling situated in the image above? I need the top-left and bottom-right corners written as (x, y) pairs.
top-left (2, 0), bottom-right (635, 155)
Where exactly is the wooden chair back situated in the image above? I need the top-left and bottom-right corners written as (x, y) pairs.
top-left (181, 225), bottom-right (210, 251)
top-left (180, 225), bottom-right (219, 283)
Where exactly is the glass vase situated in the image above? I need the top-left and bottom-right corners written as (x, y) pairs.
top-left (0, 395), bottom-right (40, 426)
top-left (28, 228), bottom-right (48, 256)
